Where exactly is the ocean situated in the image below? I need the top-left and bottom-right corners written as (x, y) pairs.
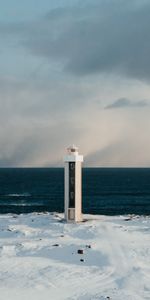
top-left (0, 168), bottom-right (150, 215)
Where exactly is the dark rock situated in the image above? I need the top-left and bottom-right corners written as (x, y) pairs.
top-left (77, 249), bottom-right (84, 254)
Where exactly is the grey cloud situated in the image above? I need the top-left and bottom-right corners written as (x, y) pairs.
top-left (105, 98), bottom-right (148, 109)
top-left (1, 0), bottom-right (150, 80)
top-left (1, 1), bottom-right (150, 167)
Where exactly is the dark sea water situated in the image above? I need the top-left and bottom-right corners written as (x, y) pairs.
top-left (0, 168), bottom-right (150, 215)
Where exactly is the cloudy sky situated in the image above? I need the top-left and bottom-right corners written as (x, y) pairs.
top-left (0, 0), bottom-right (150, 167)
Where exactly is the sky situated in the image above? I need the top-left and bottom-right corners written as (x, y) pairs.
top-left (0, 0), bottom-right (150, 167)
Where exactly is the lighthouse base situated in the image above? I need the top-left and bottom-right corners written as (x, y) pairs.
top-left (65, 208), bottom-right (83, 223)
top-left (68, 208), bottom-right (75, 221)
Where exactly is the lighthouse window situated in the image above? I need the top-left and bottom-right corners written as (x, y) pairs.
top-left (70, 177), bottom-right (74, 185)
top-left (70, 163), bottom-right (75, 170)
top-left (69, 162), bottom-right (75, 208)
top-left (70, 192), bottom-right (74, 199)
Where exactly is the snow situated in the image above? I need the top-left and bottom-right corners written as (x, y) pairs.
top-left (0, 212), bottom-right (149, 300)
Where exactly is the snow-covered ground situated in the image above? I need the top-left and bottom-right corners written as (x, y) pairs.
top-left (0, 212), bottom-right (149, 300)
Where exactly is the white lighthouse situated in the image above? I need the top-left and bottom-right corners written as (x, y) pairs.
top-left (64, 145), bottom-right (83, 222)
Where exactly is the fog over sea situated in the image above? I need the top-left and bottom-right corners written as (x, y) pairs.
top-left (0, 168), bottom-right (150, 215)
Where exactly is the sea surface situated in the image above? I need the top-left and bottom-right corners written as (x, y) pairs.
top-left (0, 168), bottom-right (150, 215)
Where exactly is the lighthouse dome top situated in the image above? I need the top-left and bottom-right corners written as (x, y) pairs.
top-left (64, 145), bottom-right (83, 162)
top-left (67, 144), bottom-right (78, 154)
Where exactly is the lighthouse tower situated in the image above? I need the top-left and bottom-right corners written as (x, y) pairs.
top-left (64, 145), bottom-right (83, 222)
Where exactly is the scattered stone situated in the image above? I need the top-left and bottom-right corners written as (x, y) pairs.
top-left (16, 243), bottom-right (22, 247)
top-left (82, 219), bottom-right (87, 222)
top-left (55, 214), bottom-right (60, 218)
top-left (86, 245), bottom-right (91, 249)
top-left (77, 249), bottom-right (84, 254)
top-left (60, 235), bottom-right (64, 237)
top-left (37, 212), bottom-right (48, 215)
top-left (53, 244), bottom-right (59, 247)
top-left (80, 259), bottom-right (85, 262)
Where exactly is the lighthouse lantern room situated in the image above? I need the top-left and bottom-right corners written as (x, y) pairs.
top-left (64, 145), bottom-right (83, 222)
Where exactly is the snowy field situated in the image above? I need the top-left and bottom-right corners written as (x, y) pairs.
top-left (0, 213), bottom-right (149, 300)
